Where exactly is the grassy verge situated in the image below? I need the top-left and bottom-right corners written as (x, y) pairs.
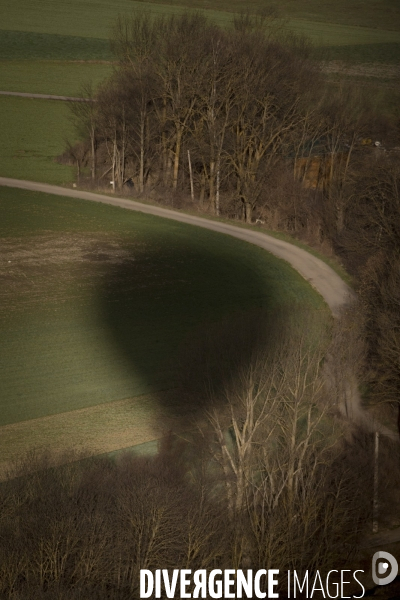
top-left (127, 197), bottom-right (355, 288)
top-left (176, 208), bottom-right (353, 287)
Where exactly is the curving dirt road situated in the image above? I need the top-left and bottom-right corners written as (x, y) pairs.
top-left (0, 91), bottom-right (90, 102)
top-left (2, 178), bottom-right (397, 441)
top-left (0, 177), bottom-right (353, 315)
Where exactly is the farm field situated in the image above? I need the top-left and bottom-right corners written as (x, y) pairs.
top-left (0, 96), bottom-right (75, 184)
top-left (0, 0), bottom-right (399, 101)
top-left (0, 61), bottom-right (112, 97)
top-left (121, 0), bottom-right (400, 32)
top-left (0, 187), bottom-right (327, 435)
top-left (2, 0), bottom-right (399, 41)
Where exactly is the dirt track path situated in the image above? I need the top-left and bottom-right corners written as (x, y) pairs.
top-left (0, 177), bottom-right (353, 315)
top-left (1, 179), bottom-right (397, 440)
top-left (0, 91), bottom-right (89, 101)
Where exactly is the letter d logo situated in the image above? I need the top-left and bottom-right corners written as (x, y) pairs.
top-left (372, 551), bottom-right (398, 586)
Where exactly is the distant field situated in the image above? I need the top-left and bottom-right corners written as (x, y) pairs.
top-left (317, 42), bottom-right (400, 64)
top-left (123, 0), bottom-right (400, 32)
top-left (0, 0), bottom-right (399, 100)
top-left (2, 0), bottom-right (400, 39)
top-left (0, 1), bottom-right (396, 188)
top-left (0, 96), bottom-right (75, 184)
top-left (0, 30), bottom-right (112, 61)
top-left (0, 0), bottom-right (229, 39)
top-left (0, 0), bottom-right (397, 185)
top-left (0, 187), bottom-right (327, 430)
top-left (2, 1), bottom-right (398, 45)
top-left (0, 61), bottom-right (112, 97)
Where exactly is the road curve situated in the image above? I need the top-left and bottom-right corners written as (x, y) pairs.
top-left (0, 177), bottom-right (353, 316)
top-left (3, 178), bottom-right (399, 549)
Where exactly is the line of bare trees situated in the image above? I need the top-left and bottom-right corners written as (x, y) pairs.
top-left (2, 309), bottom-right (389, 599)
top-left (338, 156), bottom-right (400, 418)
top-left (67, 10), bottom-right (368, 226)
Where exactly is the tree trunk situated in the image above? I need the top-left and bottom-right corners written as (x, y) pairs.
top-left (199, 171), bottom-right (205, 209)
top-left (188, 149), bottom-right (194, 202)
top-left (209, 159), bottom-right (215, 213)
top-left (216, 158), bottom-right (221, 216)
top-left (336, 201), bottom-right (345, 234)
top-left (245, 201), bottom-right (252, 224)
top-left (139, 115), bottom-right (145, 193)
top-left (173, 128), bottom-right (182, 190)
top-left (90, 126), bottom-right (96, 181)
top-left (111, 138), bottom-right (116, 192)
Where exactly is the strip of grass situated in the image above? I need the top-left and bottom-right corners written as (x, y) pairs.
top-left (0, 187), bottom-right (327, 427)
top-left (316, 42), bottom-right (400, 63)
top-left (0, 30), bottom-right (112, 61)
top-left (0, 1), bottom-right (229, 39)
top-left (0, 61), bottom-right (112, 96)
top-left (124, 0), bottom-right (400, 32)
top-left (286, 20), bottom-right (400, 47)
top-left (1, 1), bottom-right (399, 102)
top-left (0, 96), bottom-right (75, 184)
top-left (2, 1), bottom-right (399, 48)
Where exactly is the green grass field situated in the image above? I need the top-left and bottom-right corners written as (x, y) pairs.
top-left (124, 0), bottom-right (400, 32)
top-left (0, 186), bottom-right (327, 430)
top-left (0, 61), bottom-right (113, 97)
top-left (2, 0), bottom-right (399, 39)
top-left (0, 30), bottom-right (112, 61)
top-left (0, 1), bottom-right (230, 39)
top-left (0, 96), bottom-right (75, 183)
top-left (0, 0), bottom-right (399, 100)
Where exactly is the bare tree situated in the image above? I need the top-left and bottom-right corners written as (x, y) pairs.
top-left (225, 32), bottom-right (316, 222)
top-left (188, 308), bottom-right (371, 580)
top-left (69, 83), bottom-right (99, 182)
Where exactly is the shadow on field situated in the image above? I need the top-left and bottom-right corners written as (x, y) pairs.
top-left (98, 238), bottom-right (284, 425)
